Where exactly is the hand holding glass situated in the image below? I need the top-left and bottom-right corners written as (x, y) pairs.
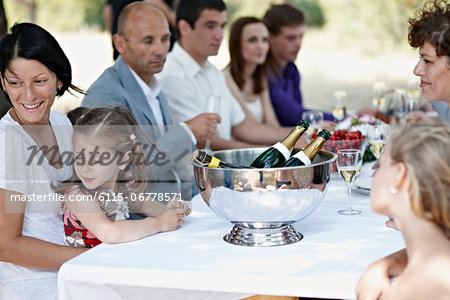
top-left (337, 149), bottom-right (362, 215)
top-left (204, 95), bottom-right (220, 152)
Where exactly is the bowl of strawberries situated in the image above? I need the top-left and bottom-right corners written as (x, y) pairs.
top-left (316, 130), bottom-right (368, 172)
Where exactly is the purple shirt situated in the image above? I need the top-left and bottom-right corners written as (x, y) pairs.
top-left (268, 62), bottom-right (334, 126)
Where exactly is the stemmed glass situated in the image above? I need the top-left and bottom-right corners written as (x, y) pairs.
top-left (302, 110), bottom-right (324, 135)
top-left (367, 125), bottom-right (388, 159)
top-left (204, 95), bottom-right (220, 152)
top-left (391, 88), bottom-right (407, 123)
top-left (332, 90), bottom-right (347, 122)
top-left (337, 149), bottom-right (362, 215)
top-left (371, 82), bottom-right (387, 113)
top-left (407, 78), bottom-right (422, 104)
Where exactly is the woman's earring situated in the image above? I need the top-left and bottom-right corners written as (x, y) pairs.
top-left (390, 186), bottom-right (398, 194)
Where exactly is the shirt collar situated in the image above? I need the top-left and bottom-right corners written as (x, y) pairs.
top-left (127, 64), bottom-right (161, 99)
top-left (171, 42), bottom-right (214, 77)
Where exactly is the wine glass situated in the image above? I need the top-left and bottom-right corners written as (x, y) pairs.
top-left (367, 125), bottom-right (388, 159)
top-left (302, 110), bottom-right (324, 136)
top-left (204, 95), bottom-right (220, 152)
top-left (337, 149), bottom-right (362, 215)
top-left (371, 82), bottom-right (387, 113)
top-left (391, 88), bottom-right (407, 123)
top-left (407, 78), bottom-right (421, 103)
top-left (332, 90), bottom-right (347, 122)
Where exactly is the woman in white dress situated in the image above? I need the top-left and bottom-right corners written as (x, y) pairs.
top-left (0, 23), bottom-right (86, 299)
top-left (224, 17), bottom-right (280, 127)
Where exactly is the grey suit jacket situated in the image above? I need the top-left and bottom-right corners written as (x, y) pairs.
top-left (82, 56), bottom-right (194, 200)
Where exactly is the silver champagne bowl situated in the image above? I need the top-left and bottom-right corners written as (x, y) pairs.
top-left (193, 148), bottom-right (337, 247)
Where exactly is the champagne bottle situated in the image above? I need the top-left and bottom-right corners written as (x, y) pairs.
top-left (193, 150), bottom-right (247, 169)
top-left (281, 129), bottom-right (331, 167)
top-left (250, 120), bottom-right (309, 168)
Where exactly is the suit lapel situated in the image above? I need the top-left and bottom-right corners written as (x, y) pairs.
top-left (114, 56), bottom-right (159, 128)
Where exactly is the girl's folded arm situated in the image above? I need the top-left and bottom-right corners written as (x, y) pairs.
top-left (66, 197), bottom-right (182, 243)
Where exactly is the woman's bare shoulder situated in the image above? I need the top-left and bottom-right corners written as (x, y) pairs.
top-left (389, 254), bottom-right (450, 299)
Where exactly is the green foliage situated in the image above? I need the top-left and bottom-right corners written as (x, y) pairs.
top-left (79, 0), bottom-right (106, 30)
top-left (225, 0), bottom-right (325, 28)
top-left (319, 0), bottom-right (427, 53)
top-left (4, 0), bottom-right (105, 31)
top-left (4, 0), bottom-right (429, 54)
top-left (291, 0), bottom-right (325, 28)
top-left (225, 0), bottom-right (276, 26)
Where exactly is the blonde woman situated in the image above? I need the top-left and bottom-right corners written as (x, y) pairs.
top-left (224, 17), bottom-right (280, 127)
top-left (356, 123), bottom-right (450, 299)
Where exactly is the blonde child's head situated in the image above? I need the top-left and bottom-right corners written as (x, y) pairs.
top-left (388, 123), bottom-right (450, 234)
top-left (56, 107), bottom-right (150, 196)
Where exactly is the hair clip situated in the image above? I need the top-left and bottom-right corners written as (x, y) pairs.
top-left (130, 133), bottom-right (136, 141)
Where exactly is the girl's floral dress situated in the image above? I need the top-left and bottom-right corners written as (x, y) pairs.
top-left (61, 185), bottom-right (129, 248)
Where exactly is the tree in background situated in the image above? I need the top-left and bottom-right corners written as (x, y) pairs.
top-left (4, 0), bottom-right (105, 31)
top-left (4, 0), bottom-right (427, 52)
top-left (0, 0), bottom-right (7, 35)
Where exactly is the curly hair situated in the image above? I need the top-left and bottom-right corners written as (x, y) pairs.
top-left (408, 0), bottom-right (450, 58)
top-left (388, 122), bottom-right (450, 235)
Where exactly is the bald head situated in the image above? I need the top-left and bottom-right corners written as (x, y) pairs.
top-left (113, 1), bottom-right (171, 85)
top-left (117, 2), bottom-right (166, 37)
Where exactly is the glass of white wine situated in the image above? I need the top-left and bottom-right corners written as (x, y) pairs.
top-left (204, 95), bottom-right (220, 152)
top-left (368, 125), bottom-right (388, 159)
top-left (332, 90), bottom-right (347, 122)
top-left (337, 149), bottom-right (362, 215)
top-left (302, 110), bottom-right (324, 136)
top-left (372, 82), bottom-right (387, 112)
top-left (391, 88), bottom-right (408, 124)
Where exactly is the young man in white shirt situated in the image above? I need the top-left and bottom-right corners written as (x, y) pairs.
top-left (158, 0), bottom-right (303, 150)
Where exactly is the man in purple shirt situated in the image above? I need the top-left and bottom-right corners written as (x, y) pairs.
top-left (264, 4), bottom-right (334, 126)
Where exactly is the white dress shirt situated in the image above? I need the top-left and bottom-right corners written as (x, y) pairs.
top-left (128, 65), bottom-right (196, 143)
top-left (158, 43), bottom-right (246, 140)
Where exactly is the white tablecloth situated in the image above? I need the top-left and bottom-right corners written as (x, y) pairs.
top-left (58, 164), bottom-right (404, 300)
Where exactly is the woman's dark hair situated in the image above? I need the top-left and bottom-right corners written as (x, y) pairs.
top-left (175, 0), bottom-right (226, 39)
top-left (0, 23), bottom-right (84, 97)
top-left (228, 17), bottom-right (268, 95)
top-left (408, 0), bottom-right (449, 58)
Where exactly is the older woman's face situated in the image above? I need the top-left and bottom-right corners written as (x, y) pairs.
top-left (240, 22), bottom-right (270, 66)
top-left (413, 41), bottom-right (450, 103)
top-left (1, 58), bottom-right (59, 125)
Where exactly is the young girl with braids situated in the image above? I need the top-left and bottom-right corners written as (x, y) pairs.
top-left (55, 107), bottom-right (190, 248)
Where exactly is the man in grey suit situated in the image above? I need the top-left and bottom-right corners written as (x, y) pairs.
top-left (82, 2), bottom-right (220, 200)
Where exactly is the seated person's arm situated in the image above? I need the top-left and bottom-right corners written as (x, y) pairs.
top-left (184, 112), bottom-right (221, 149)
top-left (355, 248), bottom-right (407, 300)
top-left (0, 189), bottom-right (87, 270)
top-left (210, 134), bottom-right (261, 150)
top-left (232, 118), bottom-right (307, 147)
top-left (65, 192), bottom-right (189, 243)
